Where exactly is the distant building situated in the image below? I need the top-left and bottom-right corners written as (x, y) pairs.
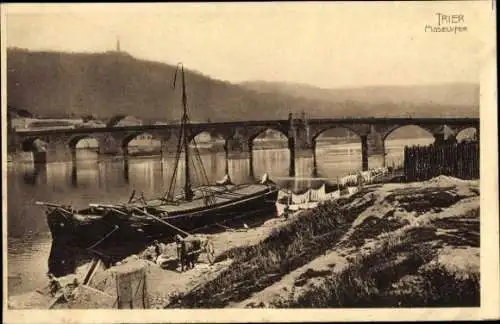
top-left (11, 118), bottom-right (37, 130)
top-left (16, 118), bottom-right (83, 131)
top-left (195, 132), bottom-right (213, 143)
top-left (114, 116), bottom-right (143, 127)
top-left (135, 134), bottom-right (152, 141)
top-left (255, 129), bottom-right (287, 140)
top-left (128, 133), bottom-right (161, 148)
top-left (76, 120), bottom-right (107, 128)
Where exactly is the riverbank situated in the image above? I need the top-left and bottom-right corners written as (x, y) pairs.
top-left (168, 175), bottom-right (480, 308)
top-left (232, 175), bottom-right (479, 308)
top-left (8, 175), bottom-right (479, 309)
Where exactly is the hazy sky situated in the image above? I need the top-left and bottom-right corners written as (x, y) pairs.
top-left (3, 2), bottom-right (494, 88)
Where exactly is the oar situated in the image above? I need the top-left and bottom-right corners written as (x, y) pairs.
top-left (130, 206), bottom-right (191, 237)
top-left (35, 201), bottom-right (74, 216)
top-left (127, 190), bottom-right (136, 204)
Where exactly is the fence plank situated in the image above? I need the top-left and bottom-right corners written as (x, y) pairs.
top-left (404, 141), bottom-right (479, 181)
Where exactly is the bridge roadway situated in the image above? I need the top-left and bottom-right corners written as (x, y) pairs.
top-left (10, 116), bottom-right (479, 176)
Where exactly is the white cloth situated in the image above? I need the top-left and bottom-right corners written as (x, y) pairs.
top-left (326, 190), bottom-right (341, 199)
top-left (309, 184), bottom-right (326, 201)
top-left (291, 191), bottom-right (310, 204)
top-left (260, 173), bottom-right (269, 184)
top-left (216, 174), bottom-right (232, 185)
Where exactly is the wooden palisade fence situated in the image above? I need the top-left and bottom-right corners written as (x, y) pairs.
top-left (404, 141), bottom-right (479, 182)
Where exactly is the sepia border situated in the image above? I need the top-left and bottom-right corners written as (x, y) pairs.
top-left (2, 2), bottom-right (498, 323)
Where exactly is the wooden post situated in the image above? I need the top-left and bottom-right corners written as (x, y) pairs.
top-left (288, 137), bottom-right (295, 177)
top-left (361, 135), bottom-right (368, 171)
top-left (312, 140), bottom-right (318, 177)
top-left (114, 263), bottom-right (148, 309)
top-left (223, 140), bottom-right (229, 175)
top-left (248, 141), bottom-right (254, 179)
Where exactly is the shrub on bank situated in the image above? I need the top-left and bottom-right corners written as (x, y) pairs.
top-left (276, 222), bottom-right (479, 308)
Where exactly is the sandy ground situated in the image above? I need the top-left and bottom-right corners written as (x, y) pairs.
top-left (232, 176), bottom-right (480, 308)
top-left (46, 216), bottom-right (295, 309)
top-left (141, 216), bottom-right (313, 307)
top-left (8, 212), bottom-right (300, 309)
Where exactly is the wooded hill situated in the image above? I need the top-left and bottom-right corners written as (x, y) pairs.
top-left (7, 48), bottom-right (479, 123)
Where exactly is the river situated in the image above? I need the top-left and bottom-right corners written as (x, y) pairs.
top-left (6, 137), bottom-right (433, 296)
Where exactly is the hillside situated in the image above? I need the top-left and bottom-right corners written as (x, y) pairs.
top-left (7, 48), bottom-right (479, 121)
top-left (241, 81), bottom-right (480, 118)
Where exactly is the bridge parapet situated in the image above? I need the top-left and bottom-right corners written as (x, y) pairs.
top-left (10, 117), bottom-right (479, 173)
top-left (223, 127), bottom-right (254, 159)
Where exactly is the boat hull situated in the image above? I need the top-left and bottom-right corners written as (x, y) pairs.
top-left (46, 186), bottom-right (279, 249)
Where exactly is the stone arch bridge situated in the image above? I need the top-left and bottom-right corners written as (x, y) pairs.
top-left (11, 115), bottom-right (479, 176)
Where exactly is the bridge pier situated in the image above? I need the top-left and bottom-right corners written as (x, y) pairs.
top-left (160, 136), bottom-right (181, 158)
top-left (288, 139), bottom-right (315, 177)
top-left (433, 127), bottom-right (457, 146)
top-left (224, 137), bottom-right (252, 178)
top-left (248, 142), bottom-right (255, 178)
top-left (288, 113), bottom-right (315, 177)
top-left (70, 162), bottom-right (78, 187)
top-left (123, 156), bottom-right (130, 183)
top-left (98, 145), bottom-right (128, 158)
top-left (33, 151), bottom-right (47, 165)
top-left (43, 141), bottom-right (74, 164)
top-left (97, 135), bottom-right (128, 158)
top-left (361, 135), bottom-right (368, 171)
top-left (367, 126), bottom-right (386, 169)
top-left (12, 118), bottom-right (479, 177)
top-left (312, 140), bottom-right (318, 177)
top-left (358, 126), bottom-right (387, 171)
top-left (288, 138), bottom-right (295, 177)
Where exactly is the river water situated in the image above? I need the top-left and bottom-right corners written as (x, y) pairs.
top-left (6, 138), bottom-right (433, 296)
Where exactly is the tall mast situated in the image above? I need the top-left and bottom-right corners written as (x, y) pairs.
top-left (181, 66), bottom-right (193, 201)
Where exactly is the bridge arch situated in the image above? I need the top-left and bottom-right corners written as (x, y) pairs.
top-left (312, 126), bottom-right (363, 175)
top-left (249, 127), bottom-right (289, 142)
top-left (122, 132), bottom-right (162, 154)
top-left (382, 124), bottom-right (438, 142)
top-left (250, 128), bottom-right (290, 180)
top-left (21, 137), bottom-right (46, 152)
top-left (68, 135), bottom-right (100, 150)
top-left (311, 125), bottom-right (362, 142)
top-left (189, 128), bottom-right (227, 144)
top-left (383, 125), bottom-right (435, 168)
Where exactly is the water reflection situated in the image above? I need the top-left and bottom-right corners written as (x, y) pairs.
top-left (23, 162), bottom-right (47, 186)
top-left (71, 163), bottom-right (77, 187)
top-left (8, 138), bottom-right (426, 296)
top-left (48, 242), bottom-right (92, 278)
top-left (124, 157), bottom-right (130, 184)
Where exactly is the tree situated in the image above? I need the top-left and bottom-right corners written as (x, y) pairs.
top-left (82, 114), bottom-right (96, 123)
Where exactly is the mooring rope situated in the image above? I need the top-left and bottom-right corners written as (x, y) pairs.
top-left (87, 225), bottom-right (120, 250)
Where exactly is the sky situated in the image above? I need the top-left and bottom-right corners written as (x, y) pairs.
top-left (2, 2), bottom-right (494, 88)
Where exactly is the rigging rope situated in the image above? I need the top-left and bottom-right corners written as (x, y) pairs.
top-left (161, 62), bottom-right (221, 202)
top-left (190, 130), bottom-right (211, 186)
top-left (163, 65), bottom-right (187, 202)
top-left (87, 225), bottom-right (120, 250)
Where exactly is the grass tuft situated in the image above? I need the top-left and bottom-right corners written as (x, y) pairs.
top-left (166, 193), bottom-right (376, 308)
